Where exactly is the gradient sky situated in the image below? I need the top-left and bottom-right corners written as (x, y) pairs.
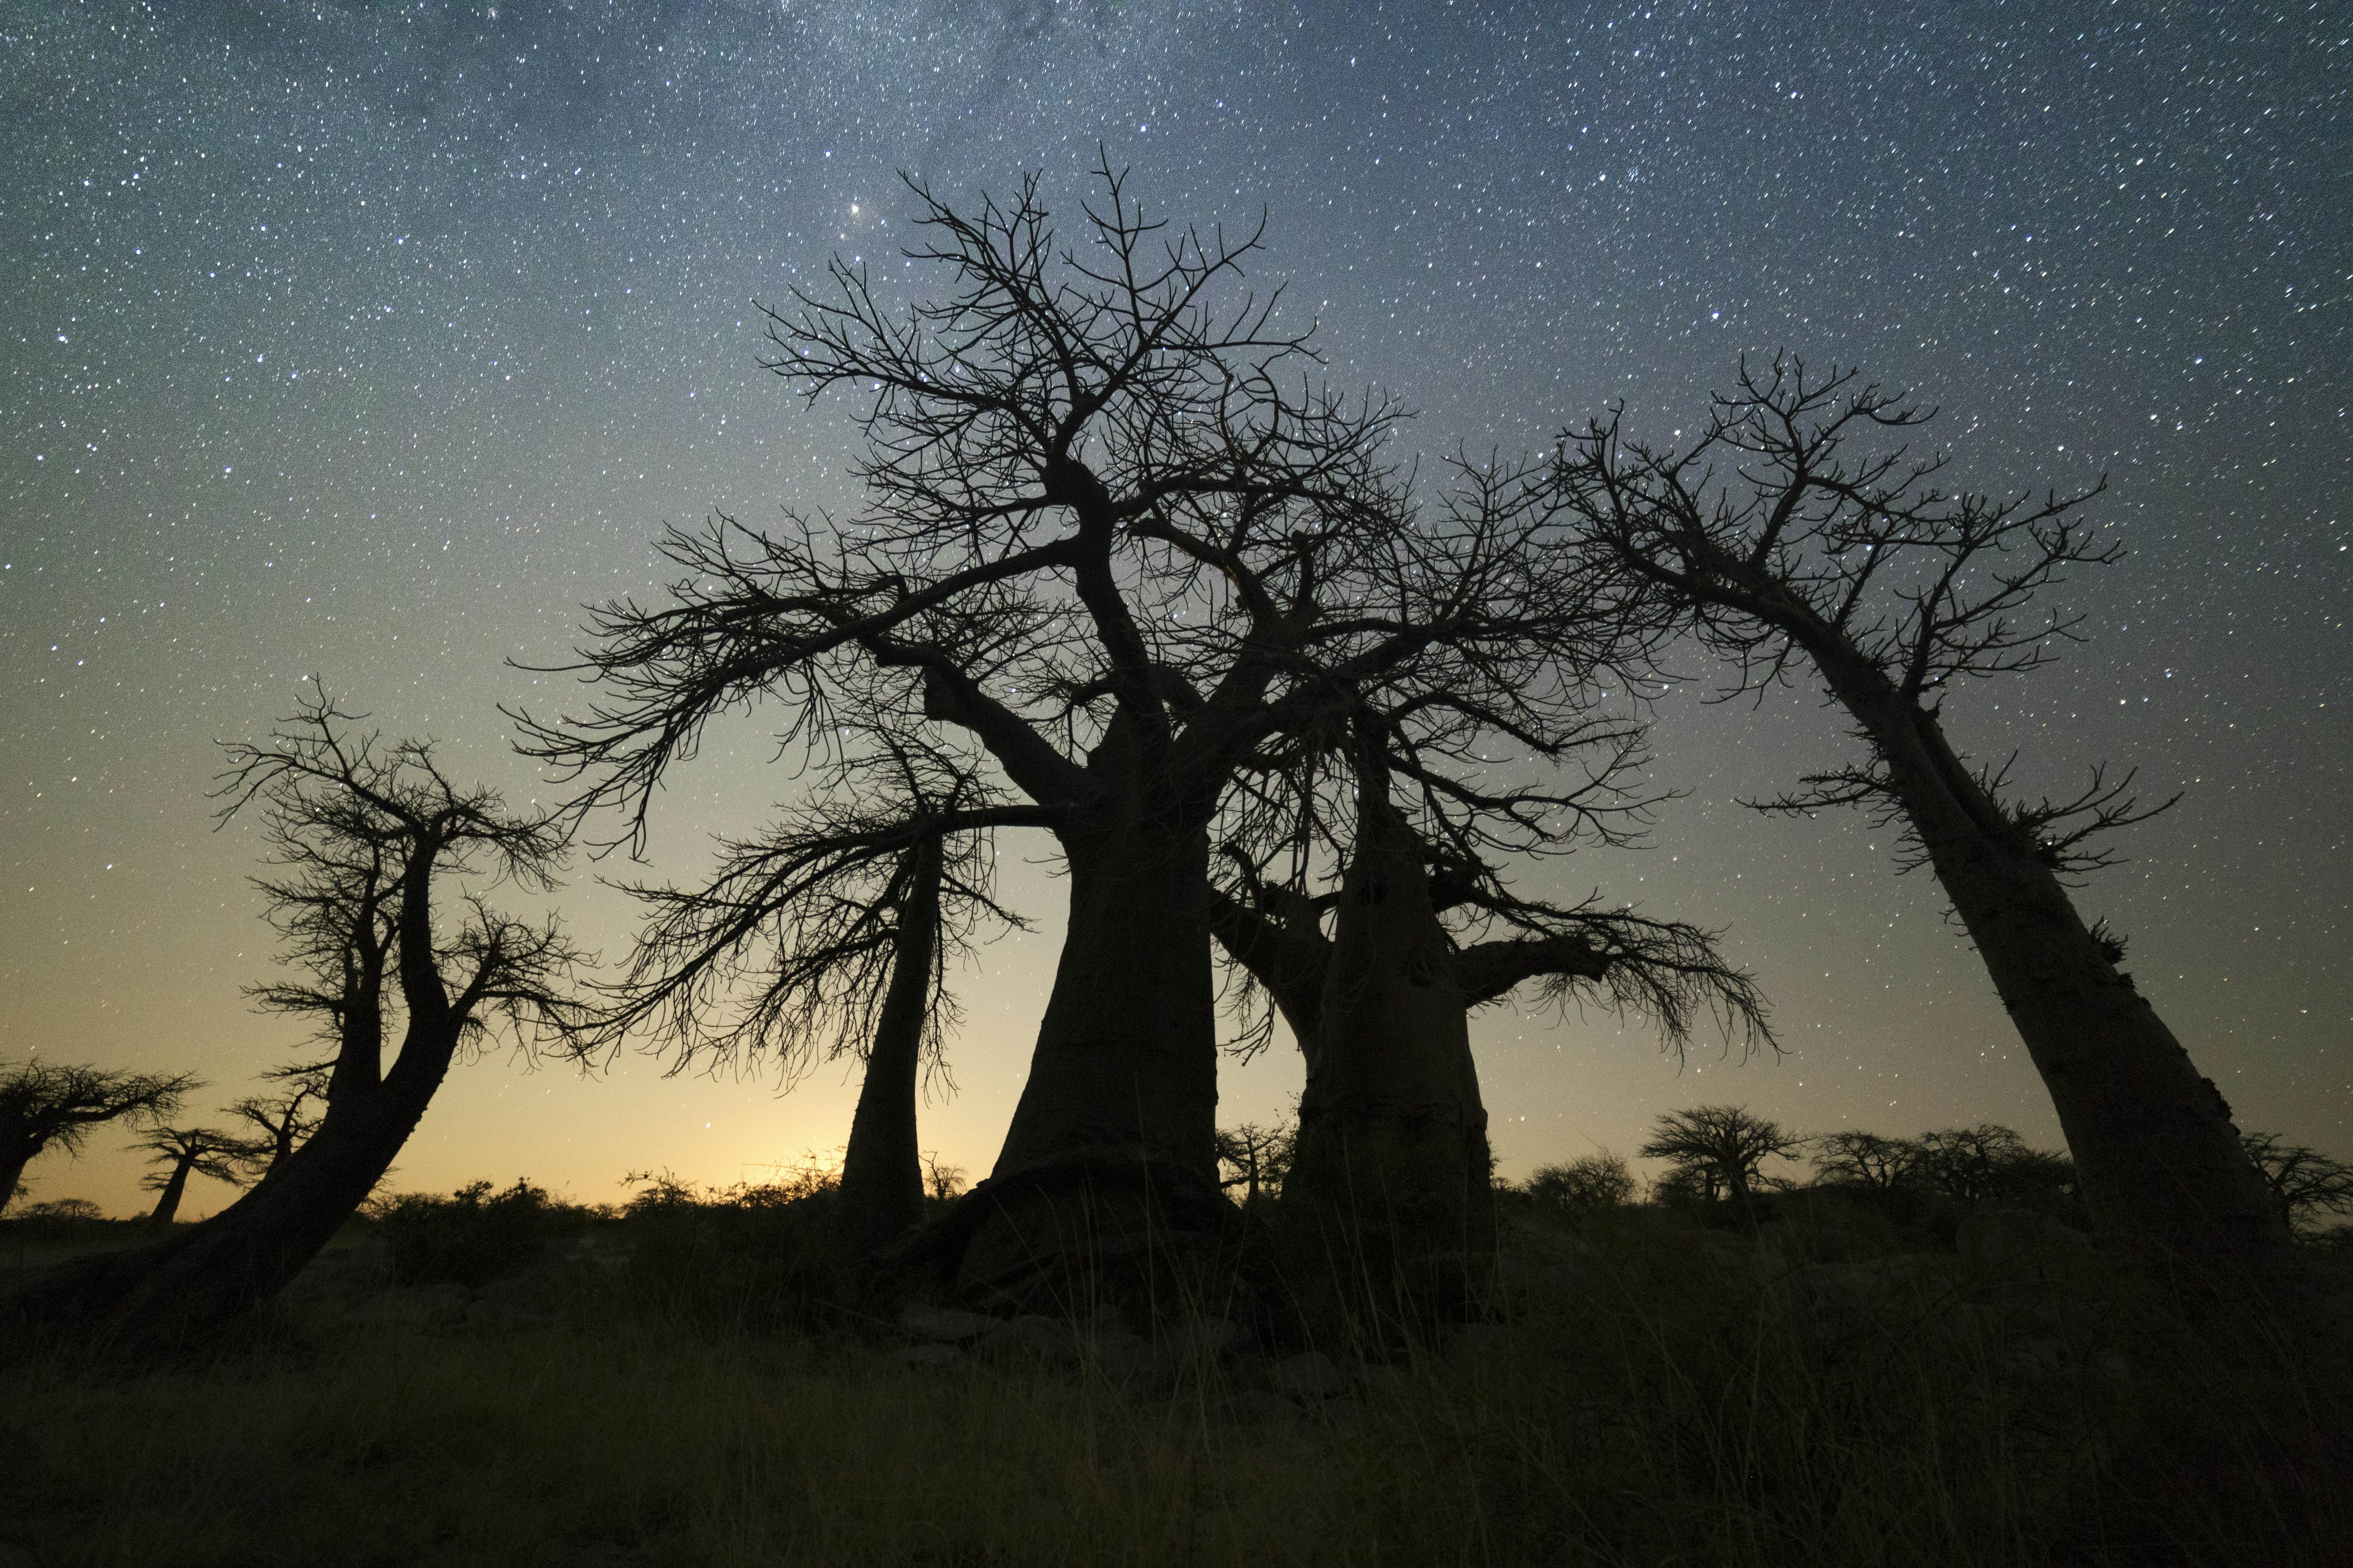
top-left (3, 1), bottom-right (2345, 1221)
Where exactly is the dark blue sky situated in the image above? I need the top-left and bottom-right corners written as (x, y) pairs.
top-left (3, 2), bottom-right (2344, 1215)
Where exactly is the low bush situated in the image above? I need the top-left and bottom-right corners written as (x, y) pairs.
top-left (1517, 1151), bottom-right (1637, 1221)
top-left (368, 1178), bottom-right (598, 1288)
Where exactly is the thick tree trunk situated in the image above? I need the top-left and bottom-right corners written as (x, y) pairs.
top-left (0, 1148), bottom-right (31, 1216)
top-left (835, 838), bottom-right (942, 1257)
top-left (145, 1160), bottom-right (193, 1227)
top-left (991, 814), bottom-right (1219, 1181)
top-left (955, 801), bottom-right (1226, 1306)
top-left (5, 1044), bottom-right (452, 1341)
top-left (1831, 660), bottom-right (2291, 1283)
top-left (1288, 778), bottom-right (1494, 1262)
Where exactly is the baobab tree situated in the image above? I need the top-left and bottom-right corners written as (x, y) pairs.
top-left (593, 737), bottom-right (1023, 1258)
top-left (133, 1126), bottom-right (258, 1227)
top-left (1206, 679), bottom-right (1765, 1257)
top-left (1552, 357), bottom-right (2291, 1285)
top-left (1908, 1124), bottom-right (2075, 1207)
top-left (517, 162), bottom-right (1603, 1296)
top-left (7, 691), bottom-right (584, 1339)
top-left (1810, 1130), bottom-right (1921, 1195)
top-left (1213, 1122), bottom-right (1295, 1205)
top-left (0, 1060), bottom-right (195, 1215)
top-left (1638, 1105), bottom-right (1806, 1209)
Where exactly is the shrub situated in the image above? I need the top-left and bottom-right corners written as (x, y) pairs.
top-left (608, 1156), bottom-right (858, 1334)
top-left (370, 1179), bottom-right (583, 1288)
top-left (1523, 1152), bottom-right (1636, 1220)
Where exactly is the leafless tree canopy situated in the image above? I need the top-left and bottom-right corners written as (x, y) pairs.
top-left (513, 159), bottom-right (1620, 860)
top-left (224, 689), bottom-right (587, 1083)
top-left (1212, 827), bottom-right (1771, 1067)
top-left (0, 1061), bottom-right (198, 1213)
top-left (593, 734), bottom-right (1034, 1081)
top-left (227, 1064), bottom-right (332, 1177)
top-left (1553, 356), bottom-right (2167, 874)
top-left (2241, 1133), bottom-right (2353, 1236)
top-left (1638, 1104), bottom-right (1806, 1205)
top-left (1811, 1129), bottom-right (1922, 1193)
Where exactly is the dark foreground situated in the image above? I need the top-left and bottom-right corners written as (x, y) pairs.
top-left (3, 1191), bottom-right (2348, 1568)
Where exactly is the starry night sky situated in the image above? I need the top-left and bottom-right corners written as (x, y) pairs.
top-left (3, 2), bottom-right (2345, 1220)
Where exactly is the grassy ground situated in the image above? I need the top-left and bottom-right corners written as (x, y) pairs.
top-left (2, 1195), bottom-right (2346, 1568)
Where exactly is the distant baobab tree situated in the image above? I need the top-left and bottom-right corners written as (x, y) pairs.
top-left (0, 1060), bottom-right (196, 1216)
top-left (1638, 1104), bottom-right (1805, 1208)
top-left (1907, 1124), bottom-right (2075, 1208)
top-left (7, 690), bottom-right (585, 1340)
top-left (515, 160), bottom-right (1603, 1299)
top-left (1213, 1121), bottom-right (1295, 1205)
top-left (1523, 1151), bottom-right (1637, 1218)
top-left (1810, 1130), bottom-right (1922, 1195)
top-left (133, 1126), bottom-right (259, 1227)
top-left (1553, 358), bottom-right (2291, 1287)
top-left (2240, 1133), bottom-right (2353, 1238)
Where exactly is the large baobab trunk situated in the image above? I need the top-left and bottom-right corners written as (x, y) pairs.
top-left (1287, 770), bottom-right (1495, 1263)
top-left (993, 816), bottom-right (1219, 1179)
top-left (1837, 663), bottom-right (2289, 1283)
top-left (835, 838), bottom-right (943, 1257)
top-left (954, 798), bottom-right (1228, 1305)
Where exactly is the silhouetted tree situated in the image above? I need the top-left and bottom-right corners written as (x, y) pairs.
top-left (1638, 1105), bottom-right (1805, 1209)
top-left (1908, 1124), bottom-right (2074, 1207)
top-left (0, 1061), bottom-right (196, 1216)
top-left (921, 1156), bottom-right (969, 1204)
top-left (517, 162), bottom-right (1594, 1298)
top-left (591, 737), bottom-right (1022, 1260)
top-left (1213, 1122), bottom-right (1296, 1204)
top-left (1553, 358), bottom-right (2290, 1283)
top-left (226, 1063), bottom-right (331, 1177)
top-left (2241, 1133), bottom-right (2353, 1238)
top-left (7, 691), bottom-right (584, 1340)
top-left (1524, 1151), bottom-right (1637, 1218)
top-left (133, 1126), bottom-right (258, 1227)
top-left (834, 836), bottom-right (947, 1255)
top-left (1210, 708), bottom-right (1766, 1253)
top-left (1810, 1129), bottom-right (1922, 1194)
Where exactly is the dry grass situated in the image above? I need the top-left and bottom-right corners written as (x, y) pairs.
top-left (2, 1198), bottom-right (2345, 1568)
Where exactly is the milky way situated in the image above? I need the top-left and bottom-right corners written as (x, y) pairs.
top-left (3, 3), bottom-right (2345, 1217)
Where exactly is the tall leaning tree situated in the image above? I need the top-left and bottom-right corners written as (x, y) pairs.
top-left (7, 692), bottom-right (583, 1340)
top-left (517, 162), bottom-right (1588, 1298)
top-left (1551, 357), bottom-right (2290, 1286)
